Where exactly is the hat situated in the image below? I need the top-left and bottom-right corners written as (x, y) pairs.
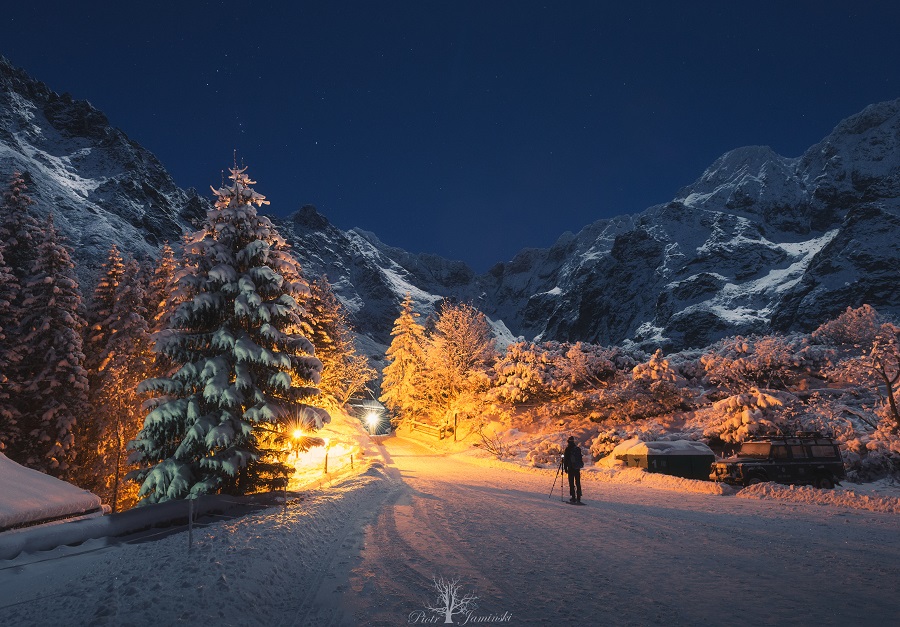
top-left (567, 436), bottom-right (575, 443)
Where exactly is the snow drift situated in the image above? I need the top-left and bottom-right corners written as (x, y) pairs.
top-left (0, 453), bottom-right (102, 531)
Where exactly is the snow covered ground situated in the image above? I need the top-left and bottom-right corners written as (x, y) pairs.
top-left (1, 434), bottom-right (898, 625)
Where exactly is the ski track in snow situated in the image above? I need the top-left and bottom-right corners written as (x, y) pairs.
top-left (1, 436), bottom-right (898, 626)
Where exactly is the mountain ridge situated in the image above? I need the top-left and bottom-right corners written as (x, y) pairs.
top-left (1, 55), bottom-right (898, 352)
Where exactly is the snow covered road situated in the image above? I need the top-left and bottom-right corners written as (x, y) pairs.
top-left (339, 436), bottom-right (899, 625)
top-left (2, 434), bottom-right (898, 626)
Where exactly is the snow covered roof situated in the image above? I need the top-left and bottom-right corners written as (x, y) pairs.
top-left (614, 438), bottom-right (714, 457)
top-left (0, 453), bottom-right (103, 531)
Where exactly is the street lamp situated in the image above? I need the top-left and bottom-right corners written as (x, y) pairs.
top-left (365, 412), bottom-right (380, 435)
top-left (290, 428), bottom-right (304, 460)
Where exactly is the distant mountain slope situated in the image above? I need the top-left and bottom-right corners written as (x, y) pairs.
top-left (0, 56), bottom-right (205, 286)
top-left (2, 56), bottom-right (898, 351)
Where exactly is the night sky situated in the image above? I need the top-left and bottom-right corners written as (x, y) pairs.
top-left (4, 2), bottom-right (900, 271)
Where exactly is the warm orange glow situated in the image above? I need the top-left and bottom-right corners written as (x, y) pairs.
top-left (292, 429), bottom-right (304, 440)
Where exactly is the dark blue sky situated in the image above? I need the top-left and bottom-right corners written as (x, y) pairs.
top-left (5, 2), bottom-right (900, 271)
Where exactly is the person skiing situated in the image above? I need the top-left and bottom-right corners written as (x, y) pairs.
top-left (562, 436), bottom-right (584, 504)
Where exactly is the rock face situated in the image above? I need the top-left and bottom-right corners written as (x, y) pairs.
top-left (0, 56), bottom-right (206, 288)
top-left (2, 56), bottom-right (899, 351)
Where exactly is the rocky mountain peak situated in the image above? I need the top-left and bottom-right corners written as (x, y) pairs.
top-left (1, 56), bottom-right (898, 351)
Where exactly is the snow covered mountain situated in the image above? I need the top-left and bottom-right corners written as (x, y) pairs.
top-left (277, 99), bottom-right (900, 349)
top-left (476, 101), bottom-right (900, 350)
top-left (0, 57), bottom-right (206, 287)
top-left (2, 55), bottom-right (899, 351)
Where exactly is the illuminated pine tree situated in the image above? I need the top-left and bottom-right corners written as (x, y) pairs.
top-left (79, 257), bottom-right (152, 511)
top-left (145, 241), bottom-right (177, 332)
top-left (305, 276), bottom-right (375, 412)
top-left (130, 166), bottom-right (324, 503)
top-left (13, 214), bottom-right (88, 475)
top-left (84, 244), bottom-right (125, 371)
top-left (380, 293), bottom-right (428, 421)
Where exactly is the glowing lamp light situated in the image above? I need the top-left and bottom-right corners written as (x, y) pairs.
top-left (365, 412), bottom-right (380, 434)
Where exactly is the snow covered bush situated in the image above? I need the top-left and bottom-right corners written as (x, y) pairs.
top-left (490, 341), bottom-right (556, 405)
top-left (701, 334), bottom-right (828, 394)
top-left (488, 341), bottom-right (622, 423)
top-left (589, 430), bottom-right (621, 460)
top-left (526, 438), bottom-right (563, 466)
top-left (475, 423), bottom-right (515, 459)
top-left (702, 388), bottom-right (797, 444)
top-left (811, 304), bottom-right (884, 350)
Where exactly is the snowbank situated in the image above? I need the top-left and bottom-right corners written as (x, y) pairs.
top-left (584, 466), bottom-right (734, 495)
top-left (0, 453), bottom-right (102, 531)
top-left (737, 482), bottom-right (900, 514)
top-left (607, 436), bottom-right (713, 458)
top-left (621, 439), bottom-right (714, 456)
top-left (1, 463), bottom-right (396, 625)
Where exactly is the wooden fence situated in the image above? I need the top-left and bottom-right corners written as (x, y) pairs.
top-left (408, 420), bottom-right (447, 440)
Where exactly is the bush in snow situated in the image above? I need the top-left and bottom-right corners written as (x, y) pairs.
top-left (702, 387), bottom-right (798, 444)
top-left (488, 341), bottom-right (621, 423)
top-left (526, 438), bottom-right (563, 466)
top-left (701, 334), bottom-right (829, 394)
top-left (811, 304), bottom-right (884, 351)
top-left (422, 301), bottom-right (495, 425)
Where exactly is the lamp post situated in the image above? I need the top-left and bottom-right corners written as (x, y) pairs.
top-left (366, 412), bottom-right (380, 436)
top-left (291, 428), bottom-right (304, 460)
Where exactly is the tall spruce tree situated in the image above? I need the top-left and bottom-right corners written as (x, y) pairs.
top-left (80, 255), bottom-right (152, 511)
top-left (145, 241), bottom-right (177, 332)
top-left (305, 276), bottom-right (375, 412)
top-left (0, 172), bottom-right (42, 276)
top-left (85, 245), bottom-right (125, 371)
top-left (380, 293), bottom-right (427, 420)
top-left (14, 213), bottom-right (88, 475)
top-left (130, 166), bottom-right (324, 503)
top-left (0, 172), bottom-right (41, 455)
top-left (0, 246), bottom-right (21, 452)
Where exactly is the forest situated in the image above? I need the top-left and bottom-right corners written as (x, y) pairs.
top-left (379, 292), bottom-right (900, 480)
top-left (1, 166), bottom-right (898, 517)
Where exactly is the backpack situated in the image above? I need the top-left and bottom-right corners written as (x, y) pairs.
top-left (568, 445), bottom-right (584, 470)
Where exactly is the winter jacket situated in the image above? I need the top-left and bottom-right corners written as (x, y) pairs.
top-left (563, 442), bottom-right (584, 474)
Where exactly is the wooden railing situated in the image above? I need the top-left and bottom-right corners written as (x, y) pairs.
top-left (409, 420), bottom-right (447, 440)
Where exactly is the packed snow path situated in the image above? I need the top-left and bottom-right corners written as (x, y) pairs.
top-left (1, 435), bottom-right (898, 626)
top-left (339, 436), bottom-right (899, 625)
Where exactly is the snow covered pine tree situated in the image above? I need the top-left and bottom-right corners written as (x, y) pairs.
top-left (380, 293), bottom-right (428, 423)
top-left (81, 251), bottom-right (153, 511)
top-left (130, 166), bottom-right (325, 502)
top-left (15, 214), bottom-right (88, 476)
top-left (305, 276), bottom-right (375, 413)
